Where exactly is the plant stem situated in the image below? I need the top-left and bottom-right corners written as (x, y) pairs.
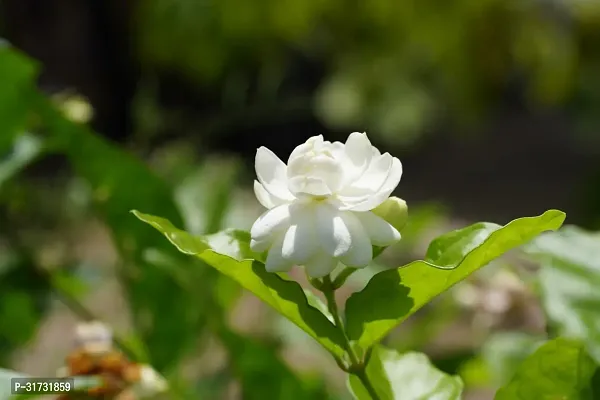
top-left (332, 267), bottom-right (358, 289)
top-left (322, 276), bottom-right (380, 400)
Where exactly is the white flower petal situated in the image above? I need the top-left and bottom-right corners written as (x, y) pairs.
top-left (316, 204), bottom-right (352, 257)
top-left (265, 235), bottom-right (294, 272)
top-left (287, 135), bottom-right (324, 164)
top-left (286, 136), bottom-right (344, 194)
top-left (355, 211), bottom-right (401, 246)
top-left (254, 180), bottom-right (285, 209)
top-left (339, 212), bottom-right (373, 267)
top-left (344, 132), bottom-right (372, 169)
top-left (288, 176), bottom-right (332, 197)
top-left (344, 157), bottom-right (403, 212)
top-left (281, 206), bottom-right (317, 264)
top-left (250, 238), bottom-right (270, 252)
top-left (338, 153), bottom-right (392, 201)
top-left (305, 253), bottom-right (338, 277)
top-left (250, 204), bottom-right (291, 243)
top-left (255, 147), bottom-right (295, 201)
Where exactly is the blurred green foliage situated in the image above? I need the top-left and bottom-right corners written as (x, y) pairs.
top-left (134, 0), bottom-right (600, 142)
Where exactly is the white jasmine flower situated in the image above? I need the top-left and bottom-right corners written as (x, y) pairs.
top-left (251, 132), bottom-right (403, 277)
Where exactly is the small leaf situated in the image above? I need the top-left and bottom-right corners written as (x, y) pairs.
top-left (349, 347), bottom-right (463, 400)
top-left (132, 211), bottom-right (346, 358)
top-left (345, 209), bottom-right (565, 351)
top-left (495, 338), bottom-right (598, 400)
top-left (303, 289), bottom-right (333, 324)
top-left (525, 226), bottom-right (600, 363)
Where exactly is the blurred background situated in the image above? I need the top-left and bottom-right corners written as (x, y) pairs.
top-left (1, 0), bottom-right (600, 399)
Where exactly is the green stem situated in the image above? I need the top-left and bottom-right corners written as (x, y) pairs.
top-left (321, 276), bottom-right (380, 400)
top-left (332, 267), bottom-right (358, 289)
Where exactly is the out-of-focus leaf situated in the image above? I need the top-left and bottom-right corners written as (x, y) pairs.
top-left (349, 347), bottom-right (463, 400)
top-left (345, 210), bottom-right (565, 351)
top-left (495, 338), bottom-right (598, 400)
top-left (33, 94), bottom-right (206, 372)
top-left (525, 226), bottom-right (600, 363)
top-left (218, 325), bottom-right (328, 400)
top-left (0, 133), bottom-right (43, 188)
top-left (481, 332), bottom-right (544, 386)
top-left (0, 43), bottom-right (38, 149)
top-left (0, 368), bottom-right (27, 400)
top-left (175, 157), bottom-right (240, 235)
top-left (131, 211), bottom-right (346, 358)
top-left (49, 270), bottom-right (89, 299)
top-left (0, 247), bottom-right (51, 365)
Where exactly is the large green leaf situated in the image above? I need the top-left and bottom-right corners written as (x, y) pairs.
top-left (349, 347), bottom-right (463, 400)
top-left (132, 210), bottom-right (346, 358)
top-left (33, 94), bottom-right (207, 372)
top-left (525, 226), bottom-right (600, 363)
top-left (495, 338), bottom-right (598, 400)
top-left (345, 210), bottom-right (565, 351)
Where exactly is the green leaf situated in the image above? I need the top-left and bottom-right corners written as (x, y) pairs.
top-left (0, 44), bottom-right (38, 149)
top-left (345, 209), bottom-right (565, 351)
top-left (131, 210), bottom-right (346, 358)
top-left (349, 347), bottom-right (463, 400)
top-left (495, 338), bottom-right (598, 400)
top-left (524, 226), bottom-right (600, 363)
top-left (481, 332), bottom-right (544, 386)
top-left (0, 247), bottom-right (52, 365)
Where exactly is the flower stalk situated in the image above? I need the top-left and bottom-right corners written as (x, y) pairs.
top-left (320, 276), bottom-right (381, 400)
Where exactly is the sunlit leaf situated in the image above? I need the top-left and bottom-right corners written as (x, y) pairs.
top-left (349, 347), bottom-right (463, 400)
top-left (525, 226), bottom-right (600, 363)
top-left (345, 209), bottom-right (565, 351)
top-left (132, 210), bottom-right (346, 357)
top-left (495, 338), bottom-right (598, 400)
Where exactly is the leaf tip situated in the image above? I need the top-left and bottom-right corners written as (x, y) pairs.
top-left (130, 209), bottom-right (145, 220)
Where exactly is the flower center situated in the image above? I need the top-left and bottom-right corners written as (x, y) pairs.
top-left (287, 141), bottom-right (344, 198)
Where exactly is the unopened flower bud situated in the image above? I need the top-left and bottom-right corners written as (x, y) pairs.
top-left (371, 197), bottom-right (408, 232)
